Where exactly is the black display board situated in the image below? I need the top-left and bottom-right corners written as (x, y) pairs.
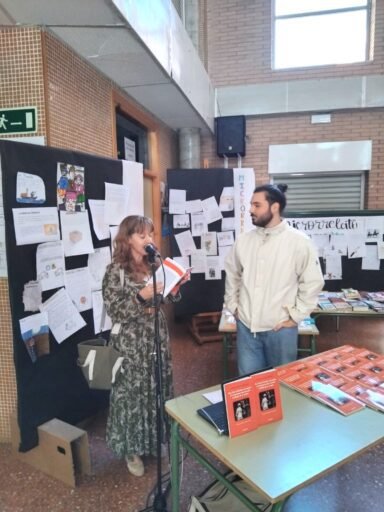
top-left (286, 211), bottom-right (384, 292)
top-left (1, 140), bottom-right (123, 451)
top-left (167, 168), bottom-right (233, 318)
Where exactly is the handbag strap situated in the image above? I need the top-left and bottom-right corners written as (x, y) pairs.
top-left (99, 267), bottom-right (125, 335)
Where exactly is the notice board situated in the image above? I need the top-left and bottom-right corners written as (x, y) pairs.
top-left (0, 139), bottom-right (139, 451)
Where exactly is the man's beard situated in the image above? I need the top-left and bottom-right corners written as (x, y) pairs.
top-left (251, 209), bottom-right (273, 227)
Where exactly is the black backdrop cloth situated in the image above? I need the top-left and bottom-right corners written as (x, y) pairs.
top-left (1, 140), bottom-right (122, 451)
top-left (167, 168), bottom-right (233, 318)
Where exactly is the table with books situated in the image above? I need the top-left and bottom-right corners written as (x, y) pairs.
top-left (166, 344), bottom-right (384, 512)
top-left (313, 289), bottom-right (384, 331)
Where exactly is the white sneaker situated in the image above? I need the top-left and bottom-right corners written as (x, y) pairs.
top-left (126, 454), bottom-right (145, 477)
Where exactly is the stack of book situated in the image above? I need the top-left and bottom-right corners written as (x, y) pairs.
top-left (345, 299), bottom-right (370, 312)
top-left (342, 288), bottom-right (361, 300)
top-left (364, 291), bottom-right (384, 302)
top-left (363, 300), bottom-right (384, 312)
top-left (329, 297), bottom-right (353, 310)
top-left (318, 299), bottom-right (336, 311)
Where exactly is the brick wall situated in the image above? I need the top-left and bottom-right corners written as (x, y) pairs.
top-left (203, 1), bottom-right (384, 209)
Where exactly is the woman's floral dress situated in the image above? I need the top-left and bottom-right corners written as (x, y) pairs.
top-left (102, 262), bottom-right (177, 458)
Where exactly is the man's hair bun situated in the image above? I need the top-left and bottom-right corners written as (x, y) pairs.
top-left (276, 184), bottom-right (288, 194)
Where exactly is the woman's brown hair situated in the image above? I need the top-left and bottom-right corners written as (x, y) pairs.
top-left (113, 215), bottom-right (157, 275)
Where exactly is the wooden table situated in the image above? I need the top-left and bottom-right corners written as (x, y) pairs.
top-left (166, 384), bottom-right (384, 512)
top-left (219, 311), bottom-right (320, 379)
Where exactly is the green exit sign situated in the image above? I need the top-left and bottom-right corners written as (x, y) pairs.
top-left (0, 107), bottom-right (37, 134)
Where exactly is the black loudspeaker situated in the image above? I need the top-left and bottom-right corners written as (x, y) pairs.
top-left (215, 115), bottom-right (246, 157)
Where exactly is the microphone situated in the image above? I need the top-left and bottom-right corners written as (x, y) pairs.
top-left (144, 244), bottom-right (160, 260)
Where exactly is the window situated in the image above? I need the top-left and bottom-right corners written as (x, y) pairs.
top-left (273, 0), bottom-right (371, 69)
top-left (272, 173), bottom-right (365, 212)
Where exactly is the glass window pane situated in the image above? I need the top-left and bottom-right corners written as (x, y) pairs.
top-left (274, 11), bottom-right (367, 69)
top-left (275, 0), bottom-right (367, 17)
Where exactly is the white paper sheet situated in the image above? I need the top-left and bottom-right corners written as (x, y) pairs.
top-left (324, 253), bottom-right (342, 280)
top-left (169, 189), bottom-right (186, 214)
top-left (64, 267), bottom-right (93, 312)
top-left (378, 242), bottom-right (384, 260)
top-left (122, 160), bottom-right (144, 216)
top-left (217, 231), bottom-right (234, 247)
top-left (173, 214), bottom-right (190, 229)
top-left (219, 186), bottom-right (234, 211)
top-left (16, 172), bottom-right (46, 204)
top-left (191, 250), bottom-right (206, 274)
top-left (174, 230), bottom-right (196, 256)
top-left (13, 207), bottom-right (60, 246)
top-left (219, 245), bottom-right (232, 270)
top-left (221, 217), bottom-right (235, 231)
top-left (329, 233), bottom-right (347, 256)
top-left (36, 241), bottom-right (65, 291)
top-left (185, 199), bottom-right (203, 214)
top-left (362, 244), bottom-right (380, 270)
top-left (104, 182), bottom-right (130, 225)
top-left (365, 216), bottom-right (382, 242)
top-left (310, 234), bottom-right (329, 258)
top-left (92, 289), bottom-right (112, 334)
top-left (205, 256), bottom-right (222, 280)
top-left (201, 232), bottom-right (218, 256)
top-left (347, 234), bottom-right (367, 258)
top-left (22, 280), bottom-right (42, 312)
top-left (88, 246), bottom-right (111, 291)
top-left (89, 199), bottom-right (110, 240)
top-left (40, 288), bottom-right (86, 343)
top-left (191, 212), bottom-right (208, 236)
top-left (202, 196), bottom-right (223, 224)
top-left (60, 211), bottom-right (94, 257)
top-left (202, 389), bottom-right (223, 404)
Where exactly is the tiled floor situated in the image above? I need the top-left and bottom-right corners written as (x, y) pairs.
top-left (0, 317), bottom-right (383, 512)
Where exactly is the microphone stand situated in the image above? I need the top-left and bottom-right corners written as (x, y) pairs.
top-left (139, 252), bottom-right (169, 512)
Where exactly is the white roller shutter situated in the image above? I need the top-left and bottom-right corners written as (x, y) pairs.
top-left (271, 173), bottom-right (364, 212)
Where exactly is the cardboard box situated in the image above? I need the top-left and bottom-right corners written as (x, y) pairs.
top-left (10, 413), bottom-right (91, 487)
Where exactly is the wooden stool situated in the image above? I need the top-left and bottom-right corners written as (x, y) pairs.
top-left (188, 312), bottom-right (223, 344)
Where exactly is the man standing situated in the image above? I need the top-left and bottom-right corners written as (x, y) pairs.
top-left (224, 184), bottom-right (324, 375)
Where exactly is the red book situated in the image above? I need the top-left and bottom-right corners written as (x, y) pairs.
top-left (224, 368), bottom-right (283, 438)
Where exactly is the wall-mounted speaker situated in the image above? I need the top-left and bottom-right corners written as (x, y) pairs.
top-left (215, 115), bottom-right (246, 157)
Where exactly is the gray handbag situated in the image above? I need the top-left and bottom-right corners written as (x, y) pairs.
top-left (77, 271), bottom-right (124, 390)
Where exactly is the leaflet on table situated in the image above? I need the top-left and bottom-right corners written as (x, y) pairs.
top-left (13, 207), bottom-right (60, 246)
top-left (147, 257), bottom-right (188, 298)
top-left (224, 368), bottom-right (282, 438)
top-left (39, 288), bottom-right (86, 344)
